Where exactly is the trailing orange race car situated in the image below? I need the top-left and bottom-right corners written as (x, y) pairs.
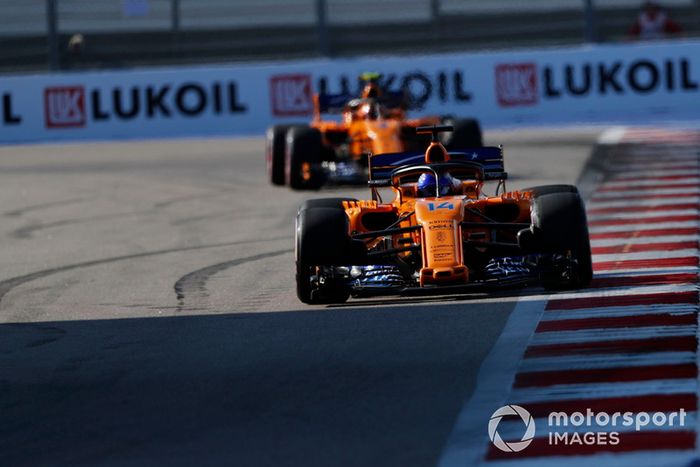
top-left (294, 125), bottom-right (592, 304)
top-left (267, 72), bottom-right (482, 189)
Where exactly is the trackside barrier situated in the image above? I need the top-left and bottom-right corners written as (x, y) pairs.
top-left (0, 39), bottom-right (699, 143)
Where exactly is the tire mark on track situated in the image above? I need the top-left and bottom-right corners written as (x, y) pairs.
top-left (3, 198), bottom-right (85, 217)
top-left (169, 210), bottom-right (235, 226)
top-left (2, 323), bottom-right (67, 350)
top-left (10, 211), bottom-right (154, 239)
top-left (152, 191), bottom-right (228, 209)
top-left (173, 249), bottom-right (291, 310)
top-left (0, 236), bottom-right (288, 307)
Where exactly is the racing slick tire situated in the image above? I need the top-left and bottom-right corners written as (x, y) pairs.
top-left (295, 207), bottom-right (352, 304)
top-left (442, 118), bottom-right (483, 149)
top-left (266, 125), bottom-right (290, 186)
top-left (286, 125), bottom-right (323, 190)
top-left (531, 191), bottom-right (593, 290)
top-left (522, 184), bottom-right (579, 197)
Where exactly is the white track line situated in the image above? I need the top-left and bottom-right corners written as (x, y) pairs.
top-left (590, 235), bottom-right (700, 247)
top-left (588, 209), bottom-right (699, 221)
top-left (595, 269), bottom-right (699, 278)
top-left (619, 145), bottom-right (700, 151)
top-left (594, 266), bottom-right (698, 275)
top-left (592, 250), bottom-right (699, 261)
top-left (601, 178), bottom-right (700, 189)
top-left (607, 163), bottom-right (700, 174)
top-left (541, 304), bottom-right (698, 321)
top-left (529, 326), bottom-right (697, 346)
top-left (610, 167), bottom-right (700, 177)
top-left (593, 188), bottom-right (700, 198)
top-left (495, 413), bottom-right (696, 439)
top-left (589, 224), bottom-right (699, 234)
top-left (519, 352), bottom-right (696, 373)
top-left (597, 127), bottom-right (627, 144)
top-left (589, 197), bottom-right (700, 209)
top-left (532, 283), bottom-right (697, 301)
top-left (572, 284), bottom-right (697, 296)
top-left (510, 379), bottom-right (698, 404)
top-left (610, 154), bottom-right (700, 163)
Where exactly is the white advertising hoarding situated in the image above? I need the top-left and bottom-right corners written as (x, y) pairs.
top-left (0, 39), bottom-right (699, 143)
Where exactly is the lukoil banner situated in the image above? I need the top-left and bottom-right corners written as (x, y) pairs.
top-left (0, 39), bottom-right (699, 143)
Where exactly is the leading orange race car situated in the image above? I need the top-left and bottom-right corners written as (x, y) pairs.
top-left (267, 72), bottom-right (482, 189)
top-left (294, 125), bottom-right (592, 304)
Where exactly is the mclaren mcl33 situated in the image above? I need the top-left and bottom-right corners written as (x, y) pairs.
top-left (294, 125), bottom-right (592, 304)
top-left (267, 72), bottom-right (482, 190)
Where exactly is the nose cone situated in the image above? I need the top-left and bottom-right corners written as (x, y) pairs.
top-left (414, 198), bottom-right (468, 285)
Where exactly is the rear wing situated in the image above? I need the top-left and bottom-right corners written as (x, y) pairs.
top-left (316, 90), bottom-right (407, 114)
top-left (368, 146), bottom-right (506, 181)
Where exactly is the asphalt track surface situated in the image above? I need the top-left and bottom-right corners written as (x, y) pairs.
top-left (0, 128), bottom-right (601, 467)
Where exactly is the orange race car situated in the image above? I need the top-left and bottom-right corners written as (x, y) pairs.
top-left (294, 125), bottom-right (592, 304)
top-left (267, 72), bottom-right (482, 189)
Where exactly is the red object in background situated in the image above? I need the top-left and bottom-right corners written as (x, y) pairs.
top-left (629, 2), bottom-right (683, 39)
top-left (270, 74), bottom-right (314, 117)
top-left (44, 86), bottom-right (86, 128)
top-left (495, 63), bottom-right (538, 107)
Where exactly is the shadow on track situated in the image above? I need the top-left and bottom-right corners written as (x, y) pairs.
top-left (326, 285), bottom-right (551, 309)
top-left (1, 301), bottom-right (516, 467)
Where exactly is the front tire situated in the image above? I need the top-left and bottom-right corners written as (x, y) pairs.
top-left (531, 191), bottom-right (592, 289)
top-left (295, 207), bottom-right (352, 304)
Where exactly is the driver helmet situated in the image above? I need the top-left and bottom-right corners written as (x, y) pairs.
top-left (417, 172), bottom-right (460, 197)
top-left (360, 71), bottom-right (383, 98)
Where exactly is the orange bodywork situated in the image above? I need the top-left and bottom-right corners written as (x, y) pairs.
top-left (343, 141), bottom-right (533, 287)
top-left (310, 93), bottom-right (441, 161)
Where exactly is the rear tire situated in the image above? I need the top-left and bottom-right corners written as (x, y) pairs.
top-left (531, 191), bottom-right (592, 289)
top-left (286, 126), bottom-right (323, 190)
top-left (266, 125), bottom-right (289, 186)
top-left (295, 207), bottom-right (352, 304)
top-left (442, 118), bottom-right (483, 149)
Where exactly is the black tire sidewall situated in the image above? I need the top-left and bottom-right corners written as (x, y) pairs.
top-left (531, 191), bottom-right (593, 287)
top-left (296, 207), bottom-right (351, 265)
top-left (266, 125), bottom-right (289, 185)
top-left (295, 206), bottom-right (352, 303)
